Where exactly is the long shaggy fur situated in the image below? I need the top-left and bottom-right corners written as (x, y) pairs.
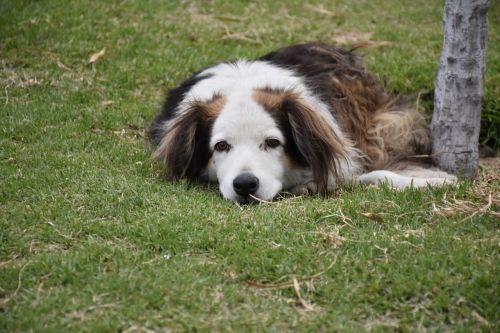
top-left (253, 88), bottom-right (349, 194)
top-left (148, 42), bottom-right (453, 203)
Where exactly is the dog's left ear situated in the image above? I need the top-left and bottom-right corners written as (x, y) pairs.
top-left (281, 94), bottom-right (348, 195)
top-left (152, 97), bottom-right (223, 180)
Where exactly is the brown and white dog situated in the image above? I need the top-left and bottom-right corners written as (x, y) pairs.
top-left (148, 43), bottom-right (455, 203)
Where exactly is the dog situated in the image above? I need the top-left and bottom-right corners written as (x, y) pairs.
top-left (148, 42), bottom-right (455, 203)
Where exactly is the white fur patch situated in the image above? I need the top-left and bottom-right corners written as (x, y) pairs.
top-left (357, 170), bottom-right (456, 189)
top-left (207, 92), bottom-right (287, 201)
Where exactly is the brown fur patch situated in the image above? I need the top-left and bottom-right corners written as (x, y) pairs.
top-left (324, 69), bottom-right (431, 170)
top-left (200, 94), bottom-right (227, 117)
top-left (153, 95), bottom-right (226, 179)
top-left (252, 87), bottom-right (289, 110)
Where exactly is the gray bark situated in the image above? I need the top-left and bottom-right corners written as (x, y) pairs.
top-left (431, 0), bottom-right (489, 178)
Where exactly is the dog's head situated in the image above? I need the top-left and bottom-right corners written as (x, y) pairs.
top-left (153, 88), bottom-right (347, 203)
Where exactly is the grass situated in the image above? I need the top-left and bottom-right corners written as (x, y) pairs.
top-left (1, 0), bottom-right (499, 331)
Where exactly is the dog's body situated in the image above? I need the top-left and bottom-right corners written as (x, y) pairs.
top-left (149, 43), bottom-right (455, 203)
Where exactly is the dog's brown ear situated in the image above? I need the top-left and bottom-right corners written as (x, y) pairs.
top-left (282, 95), bottom-right (348, 195)
top-left (152, 96), bottom-right (223, 179)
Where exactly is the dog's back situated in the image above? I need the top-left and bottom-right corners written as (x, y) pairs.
top-left (260, 42), bottom-right (431, 170)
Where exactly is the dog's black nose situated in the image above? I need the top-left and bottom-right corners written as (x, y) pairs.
top-left (233, 173), bottom-right (259, 196)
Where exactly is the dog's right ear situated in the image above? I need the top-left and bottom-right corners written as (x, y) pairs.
top-left (281, 95), bottom-right (348, 195)
top-left (253, 88), bottom-right (349, 195)
top-left (151, 96), bottom-right (224, 180)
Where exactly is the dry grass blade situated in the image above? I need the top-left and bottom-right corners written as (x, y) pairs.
top-left (472, 310), bottom-right (491, 327)
top-left (214, 15), bottom-right (244, 22)
top-left (245, 257), bottom-right (337, 289)
top-left (358, 40), bottom-right (392, 48)
top-left (292, 278), bottom-right (314, 311)
top-left (315, 226), bottom-right (345, 248)
top-left (333, 31), bottom-right (391, 48)
top-left (0, 255), bottom-right (20, 268)
top-left (248, 194), bottom-right (275, 204)
top-left (431, 157), bottom-right (499, 220)
top-left (89, 48), bottom-right (106, 64)
top-left (334, 32), bottom-right (372, 44)
top-left (245, 276), bottom-right (320, 289)
top-left (56, 59), bottom-right (72, 71)
top-left (122, 326), bottom-right (157, 333)
top-left (221, 32), bottom-right (261, 44)
top-left (317, 208), bottom-right (354, 227)
top-left (306, 4), bottom-right (338, 17)
top-left (432, 195), bottom-right (499, 219)
top-left (461, 194), bottom-right (493, 221)
top-left (3, 84), bottom-right (9, 109)
top-left (360, 212), bottom-right (384, 222)
top-left (68, 303), bottom-right (120, 320)
top-left (0, 261), bottom-right (30, 307)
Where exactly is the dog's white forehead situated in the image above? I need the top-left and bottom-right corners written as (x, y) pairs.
top-left (191, 61), bottom-right (302, 100)
top-left (210, 92), bottom-right (284, 146)
top-left (179, 60), bottom-right (340, 137)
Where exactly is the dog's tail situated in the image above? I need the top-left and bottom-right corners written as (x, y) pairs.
top-left (366, 100), bottom-right (431, 170)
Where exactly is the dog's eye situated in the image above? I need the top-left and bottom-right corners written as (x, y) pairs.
top-left (214, 141), bottom-right (230, 152)
top-left (265, 138), bottom-right (281, 149)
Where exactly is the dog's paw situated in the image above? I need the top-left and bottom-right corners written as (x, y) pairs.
top-left (412, 177), bottom-right (457, 188)
top-left (289, 181), bottom-right (318, 195)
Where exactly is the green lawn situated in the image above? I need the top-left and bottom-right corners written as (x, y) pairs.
top-left (1, 0), bottom-right (499, 332)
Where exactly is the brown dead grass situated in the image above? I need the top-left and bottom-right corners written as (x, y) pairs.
top-left (432, 157), bottom-right (500, 220)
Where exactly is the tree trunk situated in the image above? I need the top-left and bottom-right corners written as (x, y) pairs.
top-left (431, 0), bottom-right (489, 178)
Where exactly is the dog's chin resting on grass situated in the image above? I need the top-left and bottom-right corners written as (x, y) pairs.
top-left (148, 42), bottom-right (456, 204)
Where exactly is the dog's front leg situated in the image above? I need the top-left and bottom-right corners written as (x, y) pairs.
top-left (357, 170), bottom-right (455, 189)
